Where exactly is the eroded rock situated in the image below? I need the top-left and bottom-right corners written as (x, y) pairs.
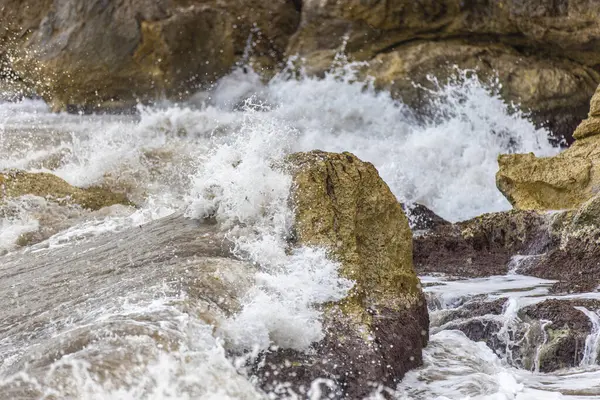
top-left (414, 209), bottom-right (552, 278)
top-left (432, 297), bottom-right (600, 372)
top-left (287, 0), bottom-right (600, 140)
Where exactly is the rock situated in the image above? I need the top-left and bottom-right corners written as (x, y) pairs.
top-left (364, 41), bottom-right (598, 142)
top-left (2, 199), bottom-right (134, 248)
top-left (572, 84), bottom-right (600, 140)
top-left (519, 299), bottom-right (600, 372)
top-left (287, 0), bottom-right (600, 141)
top-left (256, 151), bottom-right (429, 399)
top-left (435, 297), bottom-right (507, 326)
top-left (403, 202), bottom-right (450, 231)
top-left (2, 0), bottom-right (299, 111)
top-left (432, 297), bottom-right (600, 372)
top-left (0, 152), bottom-right (430, 397)
top-left (0, 170), bottom-right (133, 210)
top-left (497, 85), bottom-right (600, 211)
top-left (496, 152), bottom-right (593, 210)
top-left (413, 209), bottom-right (552, 278)
top-left (516, 193), bottom-right (600, 293)
top-left (414, 192), bottom-right (600, 293)
top-left (290, 0), bottom-right (600, 69)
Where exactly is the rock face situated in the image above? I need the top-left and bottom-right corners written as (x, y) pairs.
top-left (518, 193), bottom-right (600, 294)
top-left (288, 0), bottom-right (600, 141)
top-left (0, 170), bottom-right (132, 210)
top-left (256, 151), bottom-right (429, 399)
top-left (497, 85), bottom-right (600, 211)
top-left (2, 0), bottom-right (600, 137)
top-left (1, 0), bottom-right (300, 111)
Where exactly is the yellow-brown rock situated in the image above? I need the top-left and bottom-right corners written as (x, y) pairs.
top-left (289, 151), bottom-right (422, 310)
top-left (496, 84), bottom-right (600, 210)
top-left (496, 153), bottom-right (593, 210)
top-left (0, 170), bottom-right (133, 210)
top-left (364, 41), bottom-right (598, 126)
top-left (258, 151), bottom-right (429, 399)
top-left (573, 118), bottom-right (600, 140)
top-left (573, 85), bottom-right (600, 140)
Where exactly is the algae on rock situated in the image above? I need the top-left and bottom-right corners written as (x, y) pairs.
top-left (0, 170), bottom-right (133, 210)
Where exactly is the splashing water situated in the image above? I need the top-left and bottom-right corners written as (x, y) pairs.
top-left (574, 307), bottom-right (600, 367)
top-left (0, 63), bottom-right (568, 399)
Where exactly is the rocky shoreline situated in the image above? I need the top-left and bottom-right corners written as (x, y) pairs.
top-left (3, 0), bottom-right (600, 395)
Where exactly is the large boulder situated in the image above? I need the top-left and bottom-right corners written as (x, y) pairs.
top-left (0, 152), bottom-right (430, 398)
top-left (256, 151), bottom-right (429, 399)
top-left (287, 0), bottom-right (600, 141)
top-left (1, 0), bottom-right (300, 111)
top-left (497, 85), bottom-right (600, 210)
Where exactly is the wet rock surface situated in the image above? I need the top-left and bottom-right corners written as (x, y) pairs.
top-left (1, 0), bottom-right (599, 139)
top-left (255, 151), bottom-right (429, 399)
top-left (412, 193), bottom-right (600, 294)
top-left (0, 152), bottom-right (431, 398)
top-left (287, 0), bottom-right (600, 141)
top-left (404, 203), bottom-right (450, 231)
top-left (0, 213), bottom-right (260, 398)
top-left (414, 209), bottom-right (551, 278)
top-left (429, 295), bottom-right (600, 373)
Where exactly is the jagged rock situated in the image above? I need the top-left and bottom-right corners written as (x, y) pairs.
top-left (516, 193), bottom-right (600, 293)
top-left (413, 209), bottom-right (551, 277)
top-left (1, 0), bottom-right (299, 111)
top-left (519, 299), bottom-right (600, 372)
top-left (256, 151), bottom-right (429, 399)
top-left (287, 0), bottom-right (600, 141)
top-left (0, 170), bottom-right (133, 210)
top-left (497, 85), bottom-right (600, 211)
